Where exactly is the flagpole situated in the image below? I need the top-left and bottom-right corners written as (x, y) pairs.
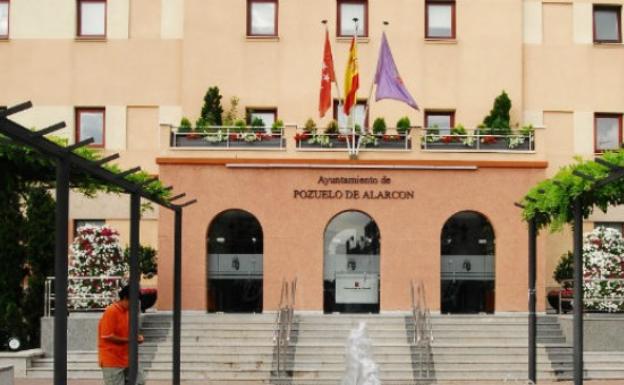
top-left (362, 21), bottom-right (388, 130)
top-left (322, 20), bottom-right (344, 116)
top-left (350, 18), bottom-right (359, 157)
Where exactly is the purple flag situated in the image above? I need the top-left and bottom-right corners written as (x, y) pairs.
top-left (374, 32), bottom-right (419, 110)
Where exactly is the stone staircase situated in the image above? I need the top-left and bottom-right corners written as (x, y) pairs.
top-left (25, 312), bottom-right (624, 383)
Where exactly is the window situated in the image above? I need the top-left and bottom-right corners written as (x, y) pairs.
top-left (247, 0), bottom-right (277, 36)
top-left (594, 5), bottom-right (621, 43)
top-left (595, 113), bottom-right (622, 153)
top-left (425, 110), bottom-right (455, 135)
top-left (333, 99), bottom-right (368, 129)
top-left (0, 1), bottom-right (8, 39)
top-left (76, 108), bottom-right (105, 147)
top-left (73, 219), bottom-right (105, 237)
top-left (426, 0), bottom-right (455, 39)
top-left (247, 108), bottom-right (277, 131)
top-left (595, 222), bottom-right (624, 235)
top-left (77, 0), bottom-right (106, 38)
top-left (337, 0), bottom-right (367, 37)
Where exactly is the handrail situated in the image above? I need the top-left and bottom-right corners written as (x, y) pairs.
top-left (558, 278), bottom-right (624, 313)
top-left (44, 276), bottom-right (125, 316)
top-left (273, 277), bottom-right (297, 377)
top-left (411, 279), bottom-right (433, 378)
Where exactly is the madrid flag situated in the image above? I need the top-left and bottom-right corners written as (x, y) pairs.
top-left (343, 37), bottom-right (359, 115)
top-left (319, 30), bottom-right (336, 118)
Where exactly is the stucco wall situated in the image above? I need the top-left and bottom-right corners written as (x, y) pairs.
top-left (157, 161), bottom-right (545, 312)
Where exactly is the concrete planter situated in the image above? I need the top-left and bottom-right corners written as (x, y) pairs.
top-left (559, 313), bottom-right (624, 351)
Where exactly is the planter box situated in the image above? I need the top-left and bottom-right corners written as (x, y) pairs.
top-left (298, 136), bottom-right (410, 150)
top-left (173, 135), bottom-right (284, 149)
top-left (423, 141), bottom-right (475, 150)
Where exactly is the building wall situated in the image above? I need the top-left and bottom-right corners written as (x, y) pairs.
top-left (2, 0), bottom-right (624, 309)
top-left (157, 160), bottom-right (546, 312)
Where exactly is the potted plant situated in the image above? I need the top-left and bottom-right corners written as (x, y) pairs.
top-left (271, 119), bottom-right (284, 135)
top-left (547, 251), bottom-right (574, 313)
top-left (396, 116), bottom-right (411, 135)
top-left (325, 119), bottom-right (338, 135)
top-left (372, 118), bottom-right (387, 136)
top-left (303, 118), bottom-right (317, 133)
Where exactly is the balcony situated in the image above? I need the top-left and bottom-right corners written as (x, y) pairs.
top-left (170, 127), bottom-right (286, 150)
top-left (295, 130), bottom-right (411, 152)
top-left (421, 129), bottom-right (535, 153)
top-left (162, 125), bottom-right (543, 160)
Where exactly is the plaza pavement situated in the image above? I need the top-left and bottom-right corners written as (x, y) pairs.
top-left (13, 380), bottom-right (624, 385)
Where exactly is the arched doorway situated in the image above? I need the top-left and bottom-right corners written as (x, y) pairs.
top-left (206, 209), bottom-right (263, 313)
top-left (440, 211), bottom-right (495, 314)
top-left (323, 211), bottom-right (380, 313)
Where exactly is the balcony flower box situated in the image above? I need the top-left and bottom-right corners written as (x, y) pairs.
top-left (172, 128), bottom-right (285, 149)
top-left (296, 132), bottom-right (411, 150)
top-left (421, 130), bottom-right (533, 152)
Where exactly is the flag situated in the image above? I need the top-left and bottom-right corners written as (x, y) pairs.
top-left (319, 30), bottom-right (336, 118)
top-left (343, 37), bottom-right (359, 115)
top-left (374, 32), bottom-right (419, 110)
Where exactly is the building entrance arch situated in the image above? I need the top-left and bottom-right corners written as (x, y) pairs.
top-left (206, 209), bottom-right (263, 312)
top-left (323, 210), bottom-right (380, 313)
top-left (440, 211), bottom-right (495, 313)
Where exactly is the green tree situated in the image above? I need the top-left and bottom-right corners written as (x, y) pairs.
top-left (22, 187), bottom-right (56, 347)
top-left (197, 86), bottom-right (224, 129)
top-left (0, 167), bottom-right (27, 345)
top-left (482, 91), bottom-right (512, 135)
top-left (123, 245), bottom-right (158, 278)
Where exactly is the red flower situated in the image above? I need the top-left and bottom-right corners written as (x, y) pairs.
top-left (229, 133), bottom-right (239, 142)
top-left (441, 135), bottom-right (456, 144)
top-left (482, 135), bottom-right (497, 144)
top-left (382, 134), bottom-right (401, 142)
top-left (337, 135), bottom-right (347, 142)
top-left (294, 132), bottom-right (310, 142)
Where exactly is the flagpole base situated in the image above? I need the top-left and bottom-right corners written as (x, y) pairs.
top-left (349, 154), bottom-right (358, 160)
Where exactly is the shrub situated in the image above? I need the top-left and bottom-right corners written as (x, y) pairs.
top-left (198, 86), bottom-right (223, 127)
top-left (372, 118), bottom-right (387, 135)
top-left (304, 118), bottom-right (317, 133)
top-left (482, 91), bottom-right (512, 135)
top-left (451, 124), bottom-right (467, 136)
top-left (325, 119), bottom-right (339, 134)
top-left (553, 251), bottom-right (573, 287)
top-left (251, 117), bottom-right (265, 131)
top-left (396, 116), bottom-right (411, 134)
top-left (178, 117), bottom-right (192, 133)
top-left (271, 119), bottom-right (284, 134)
top-left (582, 227), bottom-right (624, 312)
top-left (234, 119), bottom-right (246, 133)
top-left (222, 96), bottom-right (240, 126)
top-left (68, 225), bottom-right (128, 310)
top-left (123, 245), bottom-right (158, 279)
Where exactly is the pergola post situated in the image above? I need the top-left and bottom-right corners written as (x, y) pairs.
top-left (573, 196), bottom-right (584, 385)
top-left (128, 192), bottom-right (141, 385)
top-left (528, 216), bottom-right (537, 383)
top-left (173, 207), bottom-right (182, 385)
top-left (54, 157), bottom-right (70, 385)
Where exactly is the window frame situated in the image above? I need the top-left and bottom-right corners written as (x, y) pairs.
top-left (337, 0), bottom-right (368, 38)
top-left (425, 0), bottom-right (456, 40)
top-left (594, 113), bottom-right (622, 153)
top-left (77, 0), bottom-right (107, 39)
top-left (75, 107), bottom-right (106, 148)
top-left (0, 0), bottom-right (9, 40)
top-left (332, 99), bottom-right (369, 128)
top-left (246, 0), bottom-right (278, 37)
top-left (424, 110), bottom-right (455, 133)
top-left (593, 5), bottom-right (622, 43)
top-left (246, 107), bottom-right (278, 130)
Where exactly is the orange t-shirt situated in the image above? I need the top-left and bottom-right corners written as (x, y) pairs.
top-left (98, 302), bottom-right (129, 368)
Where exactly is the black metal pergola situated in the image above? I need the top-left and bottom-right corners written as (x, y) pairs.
top-left (0, 101), bottom-right (195, 385)
top-left (518, 158), bottom-right (624, 385)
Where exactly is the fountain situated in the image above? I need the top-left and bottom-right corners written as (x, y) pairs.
top-left (341, 321), bottom-right (381, 385)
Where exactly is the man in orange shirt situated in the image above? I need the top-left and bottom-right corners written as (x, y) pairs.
top-left (98, 285), bottom-right (145, 385)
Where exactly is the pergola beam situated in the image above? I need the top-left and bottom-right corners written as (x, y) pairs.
top-left (0, 101), bottom-right (197, 385)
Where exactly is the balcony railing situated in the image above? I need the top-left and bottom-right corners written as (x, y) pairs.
top-left (295, 130), bottom-right (411, 151)
top-left (421, 129), bottom-right (535, 152)
top-left (171, 126), bottom-right (286, 150)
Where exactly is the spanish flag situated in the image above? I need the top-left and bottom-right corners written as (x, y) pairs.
top-left (343, 37), bottom-right (359, 115)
